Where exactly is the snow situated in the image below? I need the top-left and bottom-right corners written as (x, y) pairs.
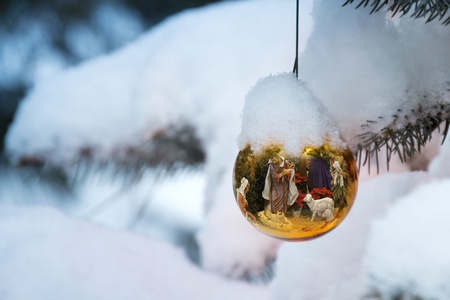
top-left (364, 179), bottom-right (450, 300)
top-left (397, 18), bottom-right (450, 101)
top-left (300, 1), bottom-right (405, 146)
top-left (0, 2), bottom-right (144, 90)
top-left (300, 0), bottom-right (450, 147)
top-left (2, 0), bottom-right (450, 299)
top-left (6, 0), bottom-right (450, 162)
top-left (0, 204), bottom-right (266, 300)
top-left (5, 0), bottom-right (314, 165)
top-left (197, 164), bottom-right (281, 278)
top-left (269, 171), bottom-right (434, 300)
top-left (429, 131), bottom-right (450, 178)
top-left (237, 73), bottom-right (344, 154)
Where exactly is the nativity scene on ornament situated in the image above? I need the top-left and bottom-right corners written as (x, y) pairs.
top-left (235, 146), bottom-right (352, 232)
top-left (265, 147), bottom-right (349, 225)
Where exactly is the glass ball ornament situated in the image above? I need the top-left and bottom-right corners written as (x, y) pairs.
top-left (233, 143), bottom-right (358, 241)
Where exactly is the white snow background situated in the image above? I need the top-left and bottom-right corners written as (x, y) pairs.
top-left (2, 0), bottom-right (450, 299)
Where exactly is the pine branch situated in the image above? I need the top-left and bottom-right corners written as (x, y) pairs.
top-left (343, 0), bottom-right (450, 25)
top-left (355, 103), bottom-right (450, 172)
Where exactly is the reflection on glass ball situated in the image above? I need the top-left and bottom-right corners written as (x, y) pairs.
top-left (233, 144), bottom-right (358, 241)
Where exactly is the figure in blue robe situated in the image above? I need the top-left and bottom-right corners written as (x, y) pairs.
top-left (307, 158), bottom-right (332, 192)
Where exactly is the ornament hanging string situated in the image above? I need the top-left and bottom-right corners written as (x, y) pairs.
top-left (292, 0), bottom-right (299, 78)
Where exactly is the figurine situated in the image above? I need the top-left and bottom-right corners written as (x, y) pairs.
top-left (262, 154), bottom-right (299, 214)
top-left (236, 177), bottom-right (256, 221)
top-left (303, 194), bottom-right (334, 221)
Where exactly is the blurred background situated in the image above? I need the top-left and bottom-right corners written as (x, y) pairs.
top-left (0, 0), bottom-right (222, 152)
top-left (1, 1), bottom-right (449, 299)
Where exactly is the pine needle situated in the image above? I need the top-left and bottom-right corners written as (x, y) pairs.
top-left (355, 103), bottom-right (450, 173)
top-left (343, 0), bottom-right (450, 25)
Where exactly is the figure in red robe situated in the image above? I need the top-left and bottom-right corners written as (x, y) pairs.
top-left (262, 154), bottom-right (299, 214)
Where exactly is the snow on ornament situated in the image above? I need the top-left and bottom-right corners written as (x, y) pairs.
top-left (233, 73), bottom-right (358, 241)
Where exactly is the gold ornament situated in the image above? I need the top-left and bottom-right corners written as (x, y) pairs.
top-left (233, 143), bottom-right (358, 241)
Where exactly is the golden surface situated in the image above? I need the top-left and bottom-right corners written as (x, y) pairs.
top-left (233, 144), bottom-right (358, 242)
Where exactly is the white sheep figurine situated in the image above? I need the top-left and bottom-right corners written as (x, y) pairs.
top-left (303, 194), bottom-right (334, 221)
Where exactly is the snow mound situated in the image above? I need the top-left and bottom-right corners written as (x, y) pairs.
top-left (5, 0), bottom-right (450, 163)
top-left (5, 0), bottom-right (314, 165)
top-left (0, 204), bottom-right (267, 300)
top-left (196, 166), bottom-right (280, 279)
top-left (269, 171), bottom-right (433, 300)
top-left (429, 134), bottom-right (450, 178)
top-left (238, 73), bottom-right (345, 154)
top-left (364, 179), bottom-right (450, 300)
top-left (300, 0), bottom-right (406, 146)
top-left (300, 0), bottom-right (450, 147)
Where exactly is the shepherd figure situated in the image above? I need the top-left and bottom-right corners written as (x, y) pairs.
top-left (262, 154), bottom-right (299, 214)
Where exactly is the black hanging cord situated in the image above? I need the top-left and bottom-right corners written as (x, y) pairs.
top-left (292, 0), bottom-right (299, 77)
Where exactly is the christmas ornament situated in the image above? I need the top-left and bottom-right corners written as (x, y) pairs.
top-left (233, 71), bottom-right (360, 242)
top-left (232, 1), bottom-right (358, 241)
top-left (233, 74), bottom-right (358, 241)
